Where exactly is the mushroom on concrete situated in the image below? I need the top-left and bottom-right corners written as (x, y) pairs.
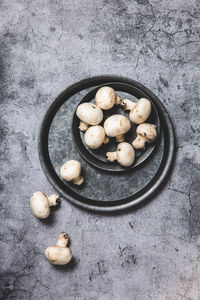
top-left (84, 125), bottom-right (109, 149)
top-left (95, 86), bottom-right (121, 110)
top-left (60, 160), bottom-right (84, 185)
top-left (45, 233), bottom-right (72, 265)
top-left (121, 98), bottom-right (151, 124)
top-left (30, 192), bottom-right (60, 219)
top-left (76, 103), bottom-right (103, 132)
top-left (132, 123), bottom-right (157, 149)
top-left (106, 142), bottom-right (135, 167)
top-left (104, 114), bottom-right (131, 142)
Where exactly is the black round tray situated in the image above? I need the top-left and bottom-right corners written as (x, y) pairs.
top-left (72, 82), bottom-right (160, 172)
top-left (38, 75), bottom-right (175, 212)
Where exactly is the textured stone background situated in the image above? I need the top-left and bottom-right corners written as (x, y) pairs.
top-left (0, 0), bottom-right (200, 299)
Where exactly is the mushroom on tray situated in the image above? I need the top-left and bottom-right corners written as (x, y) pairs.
top-left (104, 114), bottom-right (131, 143)
top-left (95, 86), bottom-right (120, 110)
top-left (106, 142), bottom-right (135, 167)
top-left (84, 125), bottom-right (109, 149)
top-left (60, 160), bottom-right (84, 185)
top-left (132, 123), bottom-right (157, 149)
top-left (121, 98), bottom-right (151, 124)
top-left (76, 103), bottom-right (103, 132)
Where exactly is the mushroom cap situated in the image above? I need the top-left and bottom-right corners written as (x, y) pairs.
top-left (95, 86), bottom-right (116, 110)
top-left (84, 125), bottom-right (106, 149)
top-left (45, 246), bottom-right (72, 265)
top-left (129, 98), bottom-right (151, 124)
top-left (136, 123), bottom-right (157, 142)
top-left (132, 135), bottom-right (146, 149)
top-left (116, 142), bottom-right (135, 167)
top-left (104, 114), bottom-right (131, 137)
top-left (60, 160), bottom-right (81, 181)
top-left (30, 192), bottom-right (50, 219)
top-left (76, 103), bottom-right (103, 125)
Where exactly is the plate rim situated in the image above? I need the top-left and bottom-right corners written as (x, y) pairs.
top-left (38, 75), bottom-right (175, 212)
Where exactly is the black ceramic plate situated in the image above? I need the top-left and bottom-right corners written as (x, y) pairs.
top-left (72, 82), bottom-right (160, 172)
top-left (38, 75), bottom-right (175, 212)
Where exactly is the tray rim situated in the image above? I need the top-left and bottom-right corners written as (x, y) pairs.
top-left (72, 81), bottom-right (161, 172)
top-left (38, 75), bottom-right (175, 212)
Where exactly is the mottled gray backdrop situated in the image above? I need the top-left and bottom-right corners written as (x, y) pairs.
top-left (0, 0), bottom-right (200, 299)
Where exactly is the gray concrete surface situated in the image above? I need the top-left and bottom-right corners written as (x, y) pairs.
top-left (0, 0), bottom-right (200, 299)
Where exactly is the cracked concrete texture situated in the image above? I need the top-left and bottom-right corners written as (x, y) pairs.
top-left (0, 0), bottom-right (200, 299)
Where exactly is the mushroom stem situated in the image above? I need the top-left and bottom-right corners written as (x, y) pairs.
top-left (47, 194), bottom-right (60, 207)
top-left (103, 136), bottom-right (110, 144)
top-left (106, 151), bottom-right (117, 162)
top-left (56, 233), bottom-right (69, 247)
top-left (79, 121), bottom-right (88, 132)
top-left (120, 99), bottom-right (136, 110)
top-left (132, 136), bottom-right (147, 149)
top-left (73, 176), bottom-right (84, 185)
top-left (116, 134), bottom-right (124, 143)
top-left (115, 95), bottom-right (121, 105)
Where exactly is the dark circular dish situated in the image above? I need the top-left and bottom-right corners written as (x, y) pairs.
top-left (38, 75), bottom-right (175, 212)
top-left (72, 82), bottom-right (160, 172)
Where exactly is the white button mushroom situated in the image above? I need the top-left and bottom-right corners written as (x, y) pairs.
top-left (95, 86), bottom-right (120, 110)
top-left (30, 192), bottom-right (60, 219)
top-left (132, 123), bottom-right (157, 149)
top-left (45, 233), bottom-right (72, 265)
top-left (106, 142), bottom-right (135, 167)
top-left (60, 160), bottom-right (84, 185)
top-left (104, 114), bottom-right (131, 142)
top-left (76, 102), bottom-right (103, 132)
top-left (84, 125), bottom-right (109, 149)
top-left (121, 98), bottom-right (151, 124)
